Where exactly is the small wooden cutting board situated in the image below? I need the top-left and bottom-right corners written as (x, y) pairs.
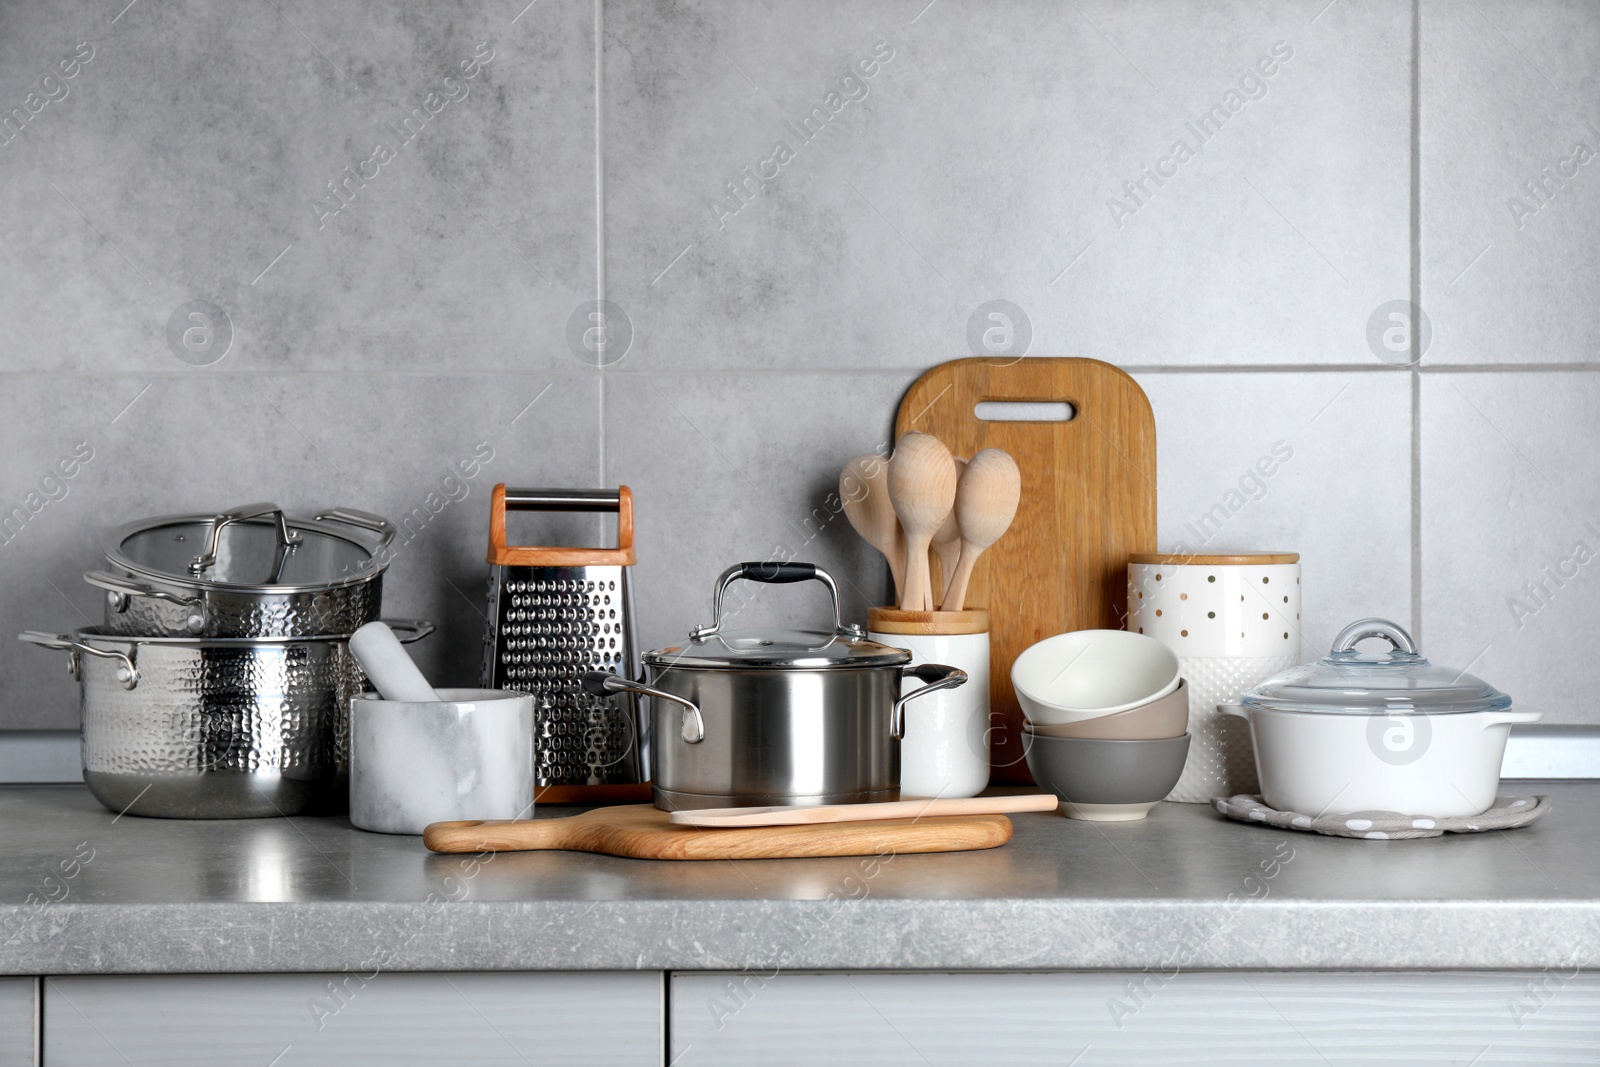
top-left (423, 804), bottom-right (1015, 860)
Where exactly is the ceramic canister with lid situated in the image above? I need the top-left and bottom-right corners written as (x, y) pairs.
top-left (1127, 552), bottom-right (1300, 802)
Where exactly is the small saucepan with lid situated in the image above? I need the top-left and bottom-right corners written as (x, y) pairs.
top-left (583, 562), bottom-right (966, 811)
top-left (1221, 618), bottom-right (1539, 818)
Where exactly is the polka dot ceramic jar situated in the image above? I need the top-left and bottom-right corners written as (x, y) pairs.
top-left (1127, 553), bottom-right (1301, 802)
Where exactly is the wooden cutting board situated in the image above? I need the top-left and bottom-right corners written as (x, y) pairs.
top-left (896, 358), bottom-right (1157, 784)
top-left (423, 804), bottom-right (1015, 860)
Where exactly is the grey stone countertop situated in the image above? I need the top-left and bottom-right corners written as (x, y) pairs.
top-left (0, 782), bottom-right (1593, 976)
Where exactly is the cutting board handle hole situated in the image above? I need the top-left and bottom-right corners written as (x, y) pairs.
top-left (974, 401), bottom-right (1075, 422)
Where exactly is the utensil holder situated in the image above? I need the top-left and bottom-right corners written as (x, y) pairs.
top-left (868, 607), bottom-right (990, 798)
top-left (1127, 552), bottom-right (1300, 802)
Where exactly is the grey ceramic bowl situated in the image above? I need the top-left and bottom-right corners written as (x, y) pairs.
top-left (1023, 733), bottom-right (1191, 822)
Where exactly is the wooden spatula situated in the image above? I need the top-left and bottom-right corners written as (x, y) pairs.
top-left (670, 793), bottom-right (1059, 827)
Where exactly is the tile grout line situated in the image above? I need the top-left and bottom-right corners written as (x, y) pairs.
top-left (1, 364), bottom-right (1594, 384)
top-left (6, 361), bottom-right (1600, 381)
top-left (595, 0), bottom-right (608, 490)
top-left (1410, 0), bottom-right (1424, 645)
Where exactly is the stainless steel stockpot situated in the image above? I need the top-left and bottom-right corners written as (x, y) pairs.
top-left (84, 503), bottom-right (395, 638)
top-left (19, 620), bottom-right (431, 819)
top-left (584, 563), bottom-right (966, 811)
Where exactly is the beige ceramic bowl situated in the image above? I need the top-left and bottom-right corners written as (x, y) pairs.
top-left (1023, 679), bottom-right (1189, 740)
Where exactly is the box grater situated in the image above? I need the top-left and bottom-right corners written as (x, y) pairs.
top-left (480, 485), bottom-right (650, 804)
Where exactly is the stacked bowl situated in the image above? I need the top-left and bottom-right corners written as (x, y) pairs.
top-left (1012, 630), bottom-right (1191, 821)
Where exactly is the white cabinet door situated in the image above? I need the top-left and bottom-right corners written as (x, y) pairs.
top-left (673, 971), bottom-right (1600, 1066)
top-left (0, 978), bottom-right (37, 1067)
top-left (46, 972), bottom-right (660, 1067)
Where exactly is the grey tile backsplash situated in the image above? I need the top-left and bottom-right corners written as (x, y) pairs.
top-left (0, 0), bottom-right (1594, 729)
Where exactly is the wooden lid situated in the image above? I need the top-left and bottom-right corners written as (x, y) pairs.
top-left (1127, 552), bottom-right (1298, 565)
top-left (867, 607), bottom-right (989, 635)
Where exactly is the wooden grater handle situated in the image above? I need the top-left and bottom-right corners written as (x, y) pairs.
top-left (486, 484), bottom-right (636, 567)
top-left (423, 818), bottom-right (565, 854)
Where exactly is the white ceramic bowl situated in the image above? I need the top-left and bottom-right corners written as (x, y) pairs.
top-left (1012, 630), bottom-right (1181, 726)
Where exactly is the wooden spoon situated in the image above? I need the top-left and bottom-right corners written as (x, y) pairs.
top-left (930, 457), bottom-right (967, 607)
top-left (840, 453), bottom-right (905, 602)
top-left (888, 432), bottom-right (958, 611)
top-left (942, 448), bottom-right (1021, 612)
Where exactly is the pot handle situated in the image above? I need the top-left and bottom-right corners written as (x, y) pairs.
top-left (691, 562), bottom-right (864, 641)
top-left (1217, 703), bottom-right (1247, 719)
top-left (892, 663), bottom-right (968, 740)
top-left (83, 570), bottom-right (202, 614)
top-left (315, 508), bottom-right (398, 554)
top-left (380, 619), bottom-right (435, 644)
top-left (18, 631), bottom-right (139, 690)
top-left (1481, 709), bottom-right (1541, 728)
top-left (1331, 618), bottom-right (1418, 656)
top-left (583, 672), bottom-right (704, 744)
top-left (189, 503), bottom-right (302, 575)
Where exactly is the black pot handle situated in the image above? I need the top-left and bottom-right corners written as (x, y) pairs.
top-left (734, 561), bottom-right (816, 584)
top-left (691, 562), bottom-right (862, 640)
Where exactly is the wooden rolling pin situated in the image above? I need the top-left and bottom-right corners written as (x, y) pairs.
top-left (671, 794), bottom-right (1059, 827)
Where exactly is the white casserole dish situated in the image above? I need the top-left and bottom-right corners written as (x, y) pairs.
top-left (1220, 618), bottom-right (1539, 819)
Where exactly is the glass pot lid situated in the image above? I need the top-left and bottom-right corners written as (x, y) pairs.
top-left (646, 628), bottom-right (910, 670)
top-left (109, 504), bottom-right (391, 590)
top-left (1241, 617), bottom-right (1511, 715)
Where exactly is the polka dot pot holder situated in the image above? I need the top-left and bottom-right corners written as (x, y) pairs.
top-left (1213, 794), bottom-right (1552, 840)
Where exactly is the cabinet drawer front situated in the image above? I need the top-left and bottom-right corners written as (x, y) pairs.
top-left (673, 971), bottom-right (1600, 1066)
top-left (0, 978), bottom-right (37, 1066)
top-left (46, 972), bottom-right (659, 1067)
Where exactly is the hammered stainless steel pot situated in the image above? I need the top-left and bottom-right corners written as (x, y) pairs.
top-left (84, 503), bottom-right (395, 638)
top-left (19, 620), bottom-right (431, 819)
top-left (583, 562), bottom-right (966, 811)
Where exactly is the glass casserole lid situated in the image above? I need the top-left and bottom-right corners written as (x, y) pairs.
top-left (1240, 618), bottom-right (1511, 715)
